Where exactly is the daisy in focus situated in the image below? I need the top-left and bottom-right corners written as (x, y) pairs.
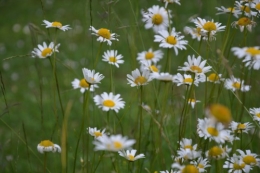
top-left (236, 149), bottom-right (260, 167)
top-left (102, 50), bottom-right (124, 68)
top-left (118, 149), bottom-right (145, 161)
top-left (42, 20), bottom-right (71, 31)
top-left (215, 6), bottom-right (241, 18)
top-left (231, 17), bottom-right (256, 32)
top-left (249, 107), bottom-right (260, 123)
top-left (224, 76), bottom-right (251, 92)
top-left (89, 26), bottom-right (118, 46)
top-left (206, 145), bottom-right (231, 159)
top-left (154, 27), bottom-right (188, 55)
top-left (37, 140), bottom-right (61, 154)
top-left (82, 68), bottom-right (104, 84)
top-left (142, 5), bottom-right (171, 33)
top-left (223, 154), bottom-right (252, 173)
top-left (88, 127), bottom-right (106, 138)
top-left (137, 48), bottom-right (164, 64)
top-left (93, 92), bottom-right (125, 113)
top-left (71, 78), bottom-right (97, 93)
top-left (230, 121), bottom-right (253, 134)
top-left (31, 42), bottom-right (60, 59)
top-left (127, 69), bottom-right (152, 87)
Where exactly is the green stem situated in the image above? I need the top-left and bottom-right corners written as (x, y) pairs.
top-left (94, 43), bottom-right (103, 69)
top-left (138, 86), bottom-right (143, 152)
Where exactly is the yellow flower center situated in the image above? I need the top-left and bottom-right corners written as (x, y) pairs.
top-left (190, 65), bottom-right (202, 73)
top-left (203, 22), bottom-right (217, 32)
top-left (243, 155), bottom-right (257, 165)
top-left (233, 163), bottom-right (245, 170)
top-left (145, 52), bottom-right (154, 60)
top-left (232, 82), bottom-right (241, 89)
top-left (208, 146), bottom-right (223, 157)
top-left (52, 21), bottom-right (62, 28)
top-left (188, 99), bottom-right (195, 103)
top-left (237, 123), bottom-right (246, 130)
top-left (134, 76), bottom-right (147, 85)
top-left (94, 131), bottom-right (102, 137)
top-left (149, 65), bottom-right (158, 72)
top-left (198, 164), bottom-right (204, 168)
top-left (41, 48), bottom-right (52, 57)
top-left (166, 36), bottom-right (177, 45)
top-left (209, 104), bottom-right (232, 124)
top-left (208, 73), bottom-right (219, 82)
top-left (103, 100), bottom-right (115, 107)
top-left (128, 154), bottom-right (135, 161)
top-left (181, 165), bottom-right (199, 173)
top-left (109, 56), bottom-right (117, 63)
top-left (184, 78), bottom-right (193, 84)
top-left (152, 14), bottom-right (163, 25)
top-left (256, 113), bottom-right (260, 118)
top-left (97, 28), bottom-right (111, 39)
top-left (113, 141), bottom-right (123, 149)
top-left (237, 17), bottom-right (251, 26)
top-left (246, 47), bottom-right (260, 56)
top-left (79, 79), bottom-right (90, 88)
top-left (240, 6), bottom-right (251, 13)
top-left (207, 127), bottom-right (219, 136)
top-left (39, 140), bottom-right (54, 147)
top-left (184, 145), bottom-right (193, 150)
top-left (255, 3), bottom-right (260, 10)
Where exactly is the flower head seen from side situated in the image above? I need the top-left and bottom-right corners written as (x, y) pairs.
top-left (154, 72), bottom-right (173, 82)
top-left (118, 149), bottom-right (145, 161)
top-left (102, 50), bottom-right (124, 68)
top-left (82, 68), bottom-right (104, 84)
top-left (88, 127), bottom-right (106, 138)
top-left (249, 107), bottom-right (260, 123)
top-left (190, 157), bottom-right (211, 172)
top-left (172, 73), bottom-right (204, 87)
top-left (127, 69), bottom-right (152, 87)
top-left (142, 5), bottom-right (170, 33)
top-left (177, 138), bottom-right (202, 160)
top-left (140, 61), bottom-right (160, 74)
top-left (223, 154), bottom-right (252, 173)
top-left (154, 27), bottom-right (188, 55)
top-left (31, 42), bottom-right (60, 59)
top-left (231, 17), bottom-right (256, 32)
top-left (187, 98), bottom-right (200, 109)
top-left (215, 6), bottom-right (241, 18)
top-left (224, 76), bottom-right (250, 92)
top-left (230, 121), bottom-right (253, 134)
top-left (206, 145), bottom-right (231, 159)
top-left (183, 26), bottom-right (202, 41)
top-left (93, 134), bottom-right (136, 152)
top-left (42, 20), bottom-right (71, 31)
top-left (71, 78), bottom-right (97, 93)
top-left (89, 26), bottom-right (118, 46)
top-left (159, 0), bottom-right (180, 8)
top-left (37, 140), bottom-right (61, 154)
top-left (207, 73), bottom-right (223, 83)
top-left (93, 92), bottom-right (125, 113)
top-left (137, 48), bottom-right (164, 64)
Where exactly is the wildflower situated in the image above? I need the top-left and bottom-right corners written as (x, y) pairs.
top-left (205, 103), bottom-right (232, 124)
top-left (230, 121), bottom-right (253, 134)
top-left (154, 72), bottom-right (173, 82)
top-left (206, 145), bottom-right (231, 159)
top-left (207, 73), bottom-right (223, 83)
top-left (251, 1), bottom-right (260, 14)
top-left (224, 76), bottom-right (250, 92)
top-left (118, 149), bottom-right (145, 161)
top-left (159, 0), bottom-right (180, 8)
top-left (89, 26), bottom-right (118, 45)
top-left (42, 20), bottom-right (71, 31)
top-left (173, 73), bottom-right (205, 87)
top-left (235, 1), bottom-right (257, 17)
top-left (183, 26), bottom-right (202, 41)
top-left (37, 140), bottom-right (61, 154)
top-left (31, 42), bottom-right (60, 59)
top-left (71, 78), bottom-right (97, 93)
top-left (193, 17), bottom-right (225, 41)
top-left (93, 134), bottom-right (135, 152)
top-left (82, 68), bottom-right (104, 84)
top-left (177, 138), bottom-right (202, 160)
top-left (223, 154), bottom-right (252, 173)
top-left (172, 163), bottom-right (199, 173)
top-left (237, 149), bottom-right (260, 166)
top-left (249, 107), bottom-right (260, 122)
top-left (93, 92), bottom-right (125, 113)
top-left (88, 127), bottom-right (106, 138)
top-left (187, 98), bottom-right (201, 109)
top-left (142, 5), bottom-right (170, 33)
top-left (140, 61), bottom-right (160, 78)
top-left (137, 48), bottom-right (164, 64)
top-left (102, 50), bottom-right (124, 68)
top-left (190, 157), bottom-right (211, 172)
top-left (154, 27), bottom-right (188, 55)
top-left (127, 69), bottom-right (152, 87)
top-left (215, 6), bottom-right (241, 18)
top-left (231, 17), bottom-right (256, 32)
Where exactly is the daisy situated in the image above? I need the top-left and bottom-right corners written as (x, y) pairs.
top-left (88, 127), bottom-right (106, 138)
top-left (223, 154), bottom-right (252, 173)
top-left (178, 55), bottom-right (212, 75)
top-left (206, 145), bottom-right (231, 159)
top-left (187, 98), bottom-right (201, 109)
top-left (102, 50), bottom-right (124, 68)
top-left (127, 69), bottom-right (152, 87)
top-left (230, 121), bottom-right (253, 134)
top-left (93, 134), bottom-right (136, 152)
top-left (172, 73), bottom-right (204, 87)
top-left (224, 76), bottom-right (250, 92)
top-left (183, 26), bottom-right (202, 41)
top-left (207, 73), bottom-right (223, 83)
top-left (193, 17), bottom-right (226, 41)
top-left (137, 48), bottom-right (164, 64)
top-left (215, 6), bottom-right (241, 18)
top-left (251, 1), bottom-right (260, 14)
top-left (197, 118), bottom-right (232, 144)
top-left (154, 72), bottom-right (173, 82)
top-left (190, 157), bottom-right (211, 172)
top-left (235, 1), bottom-right (257, 17)
top-left (93, 92), bottom-right (125, 113)
top-left (142, 5), bottom-right (170, 33)
top-left (31, 42), bottom-right (60, 59)
top-left (82, 68), bottom-right (104, 84)
top-left (89, 26), bottom-right (118, 46)
top-left (159, 0), bottom-right (181, 8)
top-left (249, 107), bottom-right (260, 122)
top-left (177, 138), bottom-right (202, 160)
top-left (37, 140), bottom-right (61, 154)
top-left (205, 103), bottom-right (232, 124)
top-left (231, 17), bottom-right (256, 32)
top-left (236, 149), bottom-right (260, 166)
top-left (42, 20), bottom-right (71, 31)
top-left (154, 27), bottom-right (188, 55)
top-left (71, 78), bottom-right (97, 93)
top-left (118, 149), bottom-right (145, 161)
top-left (172, 163), bottom-right (199, 173)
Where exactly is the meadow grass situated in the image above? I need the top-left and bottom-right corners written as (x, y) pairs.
top-left (1, 0), bottom-right (260, 172)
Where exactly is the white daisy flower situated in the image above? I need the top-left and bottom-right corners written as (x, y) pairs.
top-left (177, 138), bottom-right (202, 160)
top-left (88, 127), bottom-right (106, 138)
top-left (154, 27), bottom-right (188, 55)
top-left (235, 1), bottom-right (257, 17)
top-left (223, 154), bottom-right (252, 173)
top-left (93, 134), bottom-right (136, 152)
top-left (93, 92), bottom-right (125, 113)
top-left (207, 73), bottom-right (223, 83)
top-left (118, 149), bottom-right (145, 161)
top-left (137, 48), bottom-right (164, 64)
top-left (190, 157), bottom-right (211, 172)
top-left (251, 0), bottom-right (260, 14)
top-left (249, 107), bottom-right (260, 122)
top-left (237, 149), bottom-right (260, 166)
top-left (127, 69), bottom-right (152, 87)
top-left (37, 140), bottom-right (61, 154)
top-left (215, 6), bottom-right (241, 18)
top-left (231, 17), bottom-right (256, 32)
top-left (154, 72), bottom-right (173, 82)
top-left (102, 50), bottom-right (124, 68)
top-left (71, 78), bottom-right (97, 93)
top-left (159, 0), bottom-right (180, 8)
top-left (183, 26), bottom-right (202, 41)
top-left (206, 145), bottom-right (231, 159)
top-left (141, 5), bottom-right (171, 33)
top-left (230, 121), bottom-right (253, 134)
top-left (42, 20), bottom-right (71, 31)
top-left (31, 42), bottom-right (60, 59)
top-left (89, 26), bottom-right (118, 46)
top-left (140, 60), bottom-right (160, 74)
top-left (82, 68), bottom-right (104, 84)
top-left (187, 98), bottom-right (201, 109)
top-left (224, 76), bottom-right (250, 92)
top-left (172, 73), bottom-right (205, 87)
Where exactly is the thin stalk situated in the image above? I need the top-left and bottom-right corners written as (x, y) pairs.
top-left (94, 43), bottom-right (103, 69)
top-left (138, 86), bottom-right (143, 152)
